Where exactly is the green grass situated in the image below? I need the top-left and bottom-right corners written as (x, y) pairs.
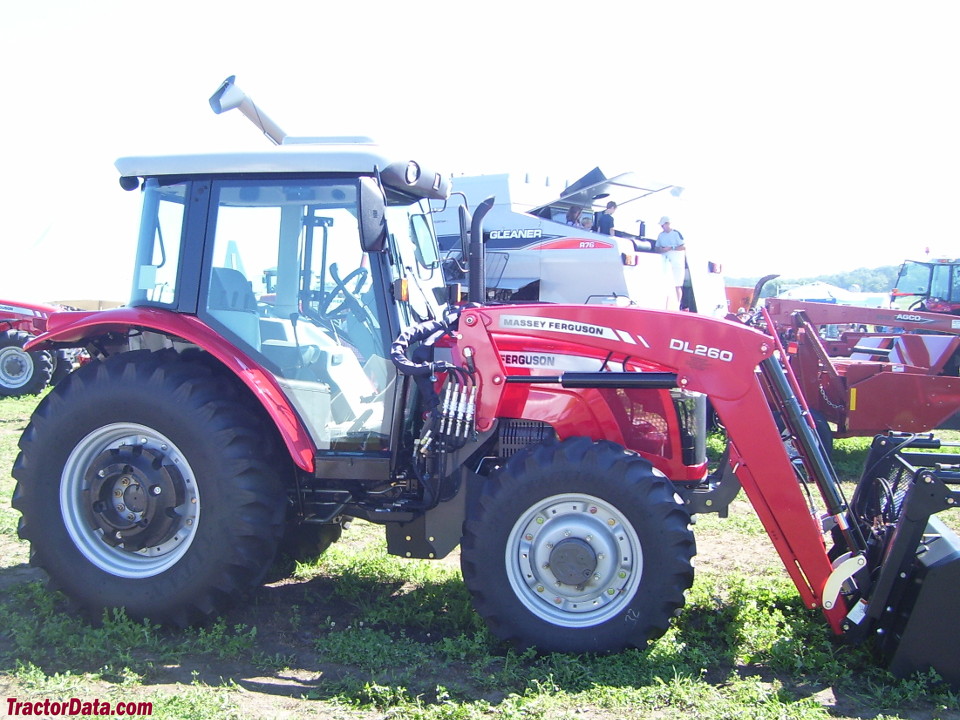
top-left (3, 393), bottom-right (960, 719)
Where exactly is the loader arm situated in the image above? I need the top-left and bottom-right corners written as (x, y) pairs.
top-left (455, 304), bottom-right (853, 631)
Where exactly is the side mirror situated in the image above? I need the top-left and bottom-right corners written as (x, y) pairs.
top-left (359, 176), bottom-right (387, 252)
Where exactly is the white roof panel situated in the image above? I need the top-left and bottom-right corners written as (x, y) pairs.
top-left (115, 143), bottom-right (394, 178)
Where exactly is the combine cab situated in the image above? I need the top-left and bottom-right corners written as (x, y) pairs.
top-left (10, 77), bottom-right (960, 687)
top-left (432, 170), bottom-right (728, 316)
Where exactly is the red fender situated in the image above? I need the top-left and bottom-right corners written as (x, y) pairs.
top-left (27, 307), bottom-right (316, 473)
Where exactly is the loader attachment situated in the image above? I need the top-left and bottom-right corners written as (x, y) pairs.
top-left (847, 433), bottom-right (960, 685)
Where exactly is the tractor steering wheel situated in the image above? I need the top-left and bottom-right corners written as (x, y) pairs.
top-left (319, 264), bottom-right (369, 319)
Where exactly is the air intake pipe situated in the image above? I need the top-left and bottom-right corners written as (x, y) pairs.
top-left (209, 75), bottom-right (287, 145)
top-left (467, 196), bottom-right (495, 303)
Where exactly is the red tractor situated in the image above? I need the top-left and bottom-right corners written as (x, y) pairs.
top-left (0, 299), bottom-right (58, 396)
top-left (1, 299), bottom-right (88, 396)
top-left (891, 257), bottom-right (960, 315)
top-left (11, 78), bottom-right (960, 685)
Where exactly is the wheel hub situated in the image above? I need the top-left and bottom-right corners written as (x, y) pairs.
top-left (508, 493), bottom-right (643, 627)
top-left (0, 346), bottom-right (31, 386)
top-left (85, 444), bottom-right (185, 551)
top-left (549, 537), bottom-right (597, 585)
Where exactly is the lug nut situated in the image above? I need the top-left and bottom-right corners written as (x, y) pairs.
top-left (152, 486), bottom-right (161, 495)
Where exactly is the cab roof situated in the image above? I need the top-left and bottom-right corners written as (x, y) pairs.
top-left (115, 139), bottom-right (393, 179)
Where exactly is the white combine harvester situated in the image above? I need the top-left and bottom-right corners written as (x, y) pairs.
top-left (431, 168), bottom-right (728, 316)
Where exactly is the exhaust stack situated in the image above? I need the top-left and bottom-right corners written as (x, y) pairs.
top-left (209, 75), bottom-right (287, 145)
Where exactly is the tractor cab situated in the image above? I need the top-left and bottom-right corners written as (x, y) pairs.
top-left (121, 147), bottom-right (450, 457)
top-left (891, 258), bottom-right (960, 314)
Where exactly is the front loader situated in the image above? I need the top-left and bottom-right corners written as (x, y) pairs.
top-left (11, 77), bottom-right (960, 686)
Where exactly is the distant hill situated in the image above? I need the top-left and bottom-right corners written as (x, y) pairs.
top-left (726, 265), bottom-right (900, 298)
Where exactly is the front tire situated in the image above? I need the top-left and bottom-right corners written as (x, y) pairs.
top-left (12, 350), bottom-right (286, 625)
top-left (0, 329), bottom-right (52, 396)
top-left (461, 437), bottom-right (695, 653)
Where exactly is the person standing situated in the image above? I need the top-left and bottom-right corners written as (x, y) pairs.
top-left (595, 201), bottom-right (617, 235)
top-left (656, 216), bottom-right (686, 308)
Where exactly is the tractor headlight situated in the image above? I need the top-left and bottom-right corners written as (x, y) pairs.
top-left (405, 161), bottom-right (421, 185)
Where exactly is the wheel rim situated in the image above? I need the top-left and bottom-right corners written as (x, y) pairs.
top-left (60, 423), bottom-right (200, 578)
top-left (505, 493), bottom-right (643, 628)
top-left (0, 346), bottom-right (33, 389)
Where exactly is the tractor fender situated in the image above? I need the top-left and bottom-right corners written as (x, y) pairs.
top-left (26, 307), bottom-right (316, 473)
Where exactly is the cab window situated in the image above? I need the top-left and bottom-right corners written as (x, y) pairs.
top-left (131, 179), bottom-right (185, 306)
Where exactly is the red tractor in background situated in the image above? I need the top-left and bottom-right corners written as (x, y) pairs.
top-left (891, 257), bottom-right (960, 315)
top-left (11, 77), bottom-right (960, 686)
top-left (1, 299), bottom-right (89, 396)
top-left (1, 299), bottom-right (60, 396)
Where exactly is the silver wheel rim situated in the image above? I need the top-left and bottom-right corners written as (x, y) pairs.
top-left (0, 346), bottom-right (33, 389)
top-left (506, 492), bottom-right (643, 628)
top-left (60, 423), bottom-right (200, 578)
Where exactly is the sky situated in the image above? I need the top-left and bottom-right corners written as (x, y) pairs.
top-left (2, 1), bottom-right (958, 303)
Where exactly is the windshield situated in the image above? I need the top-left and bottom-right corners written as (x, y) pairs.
top-left (385, 201), bottom-right (448, 323)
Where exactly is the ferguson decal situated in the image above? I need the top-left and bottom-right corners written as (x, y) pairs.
top-left (498, 314), bottom-right (649, 346)
top-left (501, 315), bottom-right (608, 337)
top-left (499, 353), bottom-right (626, 372)
top-left (499, 353), bottom-right (558, 367)
top-left (488, 229), bottom-right (542, 240)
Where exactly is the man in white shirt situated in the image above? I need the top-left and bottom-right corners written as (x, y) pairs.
top-left (656, 216), bottom-right (686, 308)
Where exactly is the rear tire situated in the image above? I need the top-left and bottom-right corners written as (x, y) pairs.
top-left (12, 350), bottom-right (286, 625)
top-left (0, 330), bottom-right (52, 396)
top-left (461, 437), bottom-right (695, 653)
top-left (49, 349), bottom-right (75, 385)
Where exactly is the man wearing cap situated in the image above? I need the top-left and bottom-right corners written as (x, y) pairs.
top-left (656, 216), bottom-right (686, 308)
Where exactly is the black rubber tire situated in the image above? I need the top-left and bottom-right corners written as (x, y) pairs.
top-left (0, 329), bottom-right (52, 396)
top-left (49, 349), bottom-right (74, 386)
top-left (11, 349), bottom-right (286, 626)
top-left (461, 437), bottom-right (695, 653)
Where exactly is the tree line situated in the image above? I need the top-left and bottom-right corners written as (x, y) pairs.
top-left (726, 265), bottom-right (901, 298)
